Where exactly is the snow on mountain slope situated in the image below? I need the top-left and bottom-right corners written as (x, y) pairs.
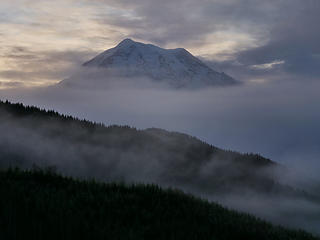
top-left (61, 38), bottom-right (237, 89)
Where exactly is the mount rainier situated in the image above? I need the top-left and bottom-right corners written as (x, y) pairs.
top-left (60, 38), bottom-right (237, 89)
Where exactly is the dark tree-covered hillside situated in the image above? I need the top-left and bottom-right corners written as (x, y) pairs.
top-left (0, 99), bottom-right (280, 195)
top-left (1, 100), bottom-right (320, 235)
top-left (0, 168), bottom-right (318, 240)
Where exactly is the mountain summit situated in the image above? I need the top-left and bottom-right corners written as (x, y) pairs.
top-left (62, 38), bottom-right (237, 88)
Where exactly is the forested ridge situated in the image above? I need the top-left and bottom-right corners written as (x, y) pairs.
top-left (1, 100), bottom-right (320, 238)
top-left (0, 168), bottom-right (318, 240)
top-left (0, 99), bottom-right (280, 194)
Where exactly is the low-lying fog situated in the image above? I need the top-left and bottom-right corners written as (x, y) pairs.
top-left (1, 75), bottom-right (320, 234)
top-left (1, 76), bottom-right (319, 178)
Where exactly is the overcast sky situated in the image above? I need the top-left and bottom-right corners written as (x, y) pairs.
top-left (0, 0), bottom-right (319, 176)
top-left (0, 0), bottom-right (319, 87)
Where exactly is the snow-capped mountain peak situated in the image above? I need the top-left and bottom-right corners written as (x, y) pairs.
top-left (63, 39), bottom-right (237, 89)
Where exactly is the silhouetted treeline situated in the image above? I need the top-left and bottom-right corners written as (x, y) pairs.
top-left (0, 99), bottom-right (307, 197)
top-left (0, 168), bottom-right (318, 240)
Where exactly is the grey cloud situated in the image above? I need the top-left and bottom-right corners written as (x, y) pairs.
top-left (0, 46), bottom-right (97, 82)
top-left (92, 0), bottom-right (279, 46)
top-left (203, 57), bottom-right (288, 83)
top-left (236, 0), bottom-right (320, 79)
top-left (0, 81), bottom-right (25, 88)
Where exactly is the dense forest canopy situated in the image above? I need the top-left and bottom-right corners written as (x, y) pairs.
top-left (1, 99), bottom-right (320, 235)
top-left (0, 168), bottom-right (318, 240)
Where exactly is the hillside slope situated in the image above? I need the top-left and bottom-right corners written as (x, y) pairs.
top-left (0, 168), bottom-right (318, 240)
top-left (1, 100), bottom-right (320, 234)
top-left (0, 100), bottom-right (279, 195)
